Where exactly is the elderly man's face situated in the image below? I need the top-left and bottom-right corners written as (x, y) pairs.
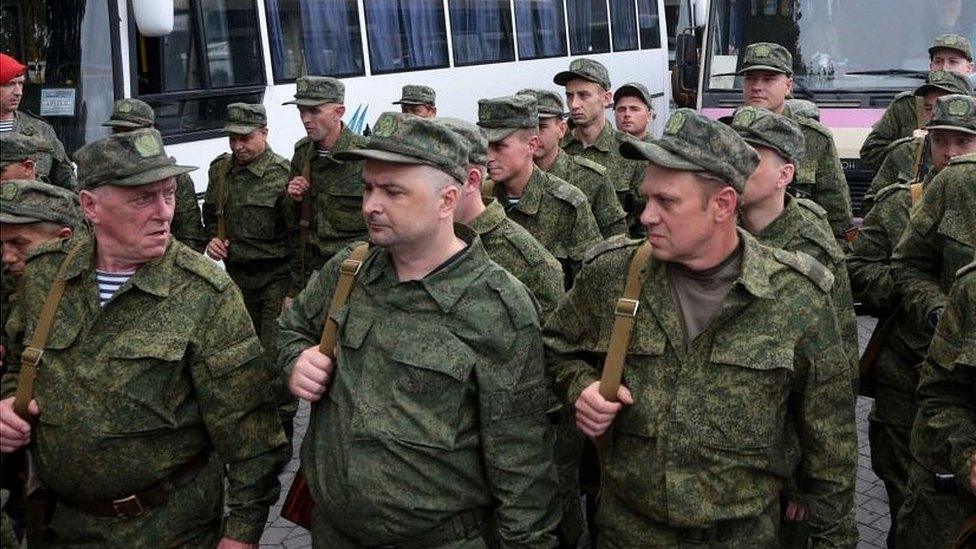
top-left (361, 161), bottom-right (458, 249)
top-left (1, 222), bottom-right (70, 276)
top-left (0, 74), bottom-right (24, 116)
top-left (81, 178), bottom-right (177, 264)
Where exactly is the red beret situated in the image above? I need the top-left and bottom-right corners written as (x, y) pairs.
top-left (0, 53), bottom-right (27, 85)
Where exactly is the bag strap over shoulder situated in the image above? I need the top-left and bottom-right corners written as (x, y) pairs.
top-left (318, 243), bottom-right (370, 358)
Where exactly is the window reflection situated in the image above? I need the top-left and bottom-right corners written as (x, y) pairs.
top-left (567, 0), bottom-right (610, 55)
top-left (265, 0), bottom-right (365, 81)
top-left (514, 0), bottom-right (567, 60)
top-left (364, 0), bottom-right (448, 74)
top-left (449, 0), bottom-right (515, 66)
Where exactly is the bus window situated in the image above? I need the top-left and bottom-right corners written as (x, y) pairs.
top-left (364, 0), bottom-right (448, 74)
top-left (567, 0), bottom-right (610, 55)
top-left (639, 0), bottom-right (663, 50)
top-left (133, 0), bottom-right (264, 137)
top-left (610, 0), bottom-right (638, 52)
top-left (264, 0), bottom-right (365, 82)
top-left (513, 0), bottom-right (567, 60)
top-left (449, 0), bottom-right (515, 66)
top-left (1, 0), bottom-right (116, 154)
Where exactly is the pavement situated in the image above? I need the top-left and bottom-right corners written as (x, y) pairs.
top-left (260, 316), bottom-right (891, 548)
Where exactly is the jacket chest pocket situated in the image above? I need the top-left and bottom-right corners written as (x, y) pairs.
top-left (387, 327), bottom-right (474, 449)
top-left (791, 162), bottom-right (817, 199)
top-left (320, 163), bottom-right (365, 233)
top-left (606, 319), bottom-right (668, 440)
top-left (233, 189), bottom-right (280, 240)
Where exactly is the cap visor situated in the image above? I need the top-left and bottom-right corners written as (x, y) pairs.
top-left (737, 65), bottom-right (791, 75)
top-left (553, 70), bottom-right (605, 87)
top-left (282, 98), bottom-right (331, 107)
top-left (101, 119), bottom-right (147, 129)
top-left (481, 127), bottom-right (519, 143)
top-left (98, 164), bottom-right (197, 188)
top-left (392, 100), bottom-right (428, 106)
top-left (0, 212), bottom-right (43, 224)
top-left (333, 148), bottom-right (427, 165)
top-left (224, 124), bottom-right (262, 135)
top-left (620, 140), bottom-right (703, 171)
top-left (925, 124), bottom-right (976, 135)
top-left (914, 84), bottom-right (963, 96)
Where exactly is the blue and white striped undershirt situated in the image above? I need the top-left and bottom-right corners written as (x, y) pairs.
top-left (316, 146), bottom-right (330, 158)
top-left (0, 119), bottom-right (14, 132)
top-left (95, 270), bottom-right (135, 307)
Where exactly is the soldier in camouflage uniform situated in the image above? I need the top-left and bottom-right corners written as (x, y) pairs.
top-left (517, 88), bottom-right (627, 239)
top-left (906, 252), bottom-right (976, 549)
top-left (860, 70), bottom-right (972, 214)
top-left (860, 34), bottom-right (975, 168)
top-left (849, 94), bottom-right (976, 548)
top-left (544, 109), bottom-right (858, 547)
top-left (729, 107), bottom-right (859, 547)
top-left (0, 53), bottom-right (76, 190)
top-left (102, 98), bottom-right (208, 252)
top-left (479, 95), bottom-right (601, 288)
top-left (0, 128), bottom-right (287, 547)
top-left (393, 84), bottom-right (437, 118)
top-left (279, 112), bottom-right (559, 548)
top-left (738, 42), bottom-right (854, 244)
top-left (202, 103), bottom-right (297, 441)
top-left (612, 82), bottom-right (656, 142)
top-left (438, 116), bottom-right (564, 319)
top-left (554, 59), bottom-right (647, 233)
top-left (284, 76), bottom-right (368, 294)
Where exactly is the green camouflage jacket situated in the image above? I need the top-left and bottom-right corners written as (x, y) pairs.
top-left (544, 230), bottom-right (857, 546)
top-left (561, 123), bottom-right (646, 233)
top-left (171, 172), bottom-right (207, 253)
top-left (861, 136), bottom-right (923, 214)
top-left (467, 197), bottom-right (565, 319)
top-left (277, 227), bottom-right (560, 547)
top-left (1, 229), bottom-right (287, 543)
top-left (892, 153), bottom-right (976, 330)
top-left (912, 258), bottom-right (976, 484)
top-left (491, 167), bottom-right (602, 286)
top-left (785, 112), bottom-right (854, 242)
top-left (203, 147), bottom-right (294, 286)
top-left (545, 149), bottom-right (628, 238)
top-left (8, 111), bottom-right (76, 190)
top-left (860, 92), bottom-right (917, 168)
top-left (752, 196), bottom-right (859, 380)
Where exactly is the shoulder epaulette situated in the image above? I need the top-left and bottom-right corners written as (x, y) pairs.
top-left (584, 234), bottom-right (640, 263)
top-left (174, 244), bottom-right (231, 291)
top-left (793, 115), bottom-right (832, 139)
top-left (874, 182), bottom-right (911, 205)
top-left (771, 248), bottom-right (835, 294)
top-left (294, 136), bottom-right (312, 150)
top-left (892, 90), bottom-right (914, 103)
top-left (485, 269), bottom-right (538, 329)
top-left (546, 174), bottom-right (588, 208)
top-left (571, 155), bottom-right (607, 175)
top-left (209, 152), bottom-right (232, 167)
top-left (884, 135), bottom-right (918, 154)
top-left (948, 152), bottom-right (976, 166)
top-left (957, 260), bottom-right (976, 279)
top-left (795, 197), bottom-right (827, 219)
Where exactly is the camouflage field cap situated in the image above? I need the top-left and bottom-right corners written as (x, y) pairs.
top-left (0, 179), bottom-right (81, 227)
top-left (477, 95), bottom-right (539, 142)
top-left (737, 42), bottom-right (794, 76)
top-left (283, 76), bottom-right (345, 106)
top-left (516, 88), bottom-right (565, 119)
top-left (74, 128), bottom-right (197, 189)
top-left (393, 84), bottom-right (436, 106)
top-left (334, 112), bottom-right (469, 183)
top-left (730, 106), bottom-right (805, 165)
top-left (926, 94), bottom-right (976, 135)
top-left (914, 70), bottom-right (974, 97)
top-left (785, 99), bottom-right (820, 121)
top-left (620, 108), bottom-right (760, 192)
top-left (0, 133), bottom-right (39, 167)
top-left (930, 34), bottom-right (973, 62)
top-left (224, 102), bottom-right (267, 135)
top-left (102, 98), bottom-right (155, 129)
top-left (438, 117), bottom-right (488, 166)
top-left (613, 82), bottom-right (654, 109)
top-left (553, 58), bottom-right (611, 90)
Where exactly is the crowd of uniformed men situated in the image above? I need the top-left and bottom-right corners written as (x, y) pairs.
top-left (0, 29), bottom-right (973, 549)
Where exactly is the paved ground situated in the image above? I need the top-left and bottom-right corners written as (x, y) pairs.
top-left (261, 317), bottom-right (890, 548)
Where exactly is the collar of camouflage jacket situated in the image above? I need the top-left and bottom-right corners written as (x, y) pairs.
top-left (731, 228), bottom-right (778, 300)
top-left (753, 195), bottom-right (803, 253)
top-left (497, 166), bottom-right (546, 216)
top-left (468, 197), bottom-right (507, 234)
top-left (361, 223), bottom-right (491, 313)
top-left (58, 227), bottom-right (174, 299)
top-left (238, 147), bottom-right (276, 178)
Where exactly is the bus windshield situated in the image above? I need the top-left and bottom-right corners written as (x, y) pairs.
top-left (704, 0), bottom-right (976, 93)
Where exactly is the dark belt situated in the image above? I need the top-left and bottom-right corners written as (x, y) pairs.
top-left (649, 516), bottom-right (753, 544)
top-left (65, 450), bottom-right (211, 519)
top-left (367, 508), bottom-right (489, 549)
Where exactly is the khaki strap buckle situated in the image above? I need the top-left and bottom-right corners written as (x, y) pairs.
top-left (21, 347), bottom-right (43, 367)
top-left (615, 298), bottom-right (639, 318)
top-left (112, 495), bottom-right (146, 519)
top-left (339, 258), bottom-right (364, 277)
top-left (298, 219), bottom-right (310, 228)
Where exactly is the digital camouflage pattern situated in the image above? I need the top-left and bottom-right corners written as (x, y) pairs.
top-left (392, 84), bottom-right (436, 106)
top-left (613, 82), bottom-right (654, 108)
top-left (737, 42), bottom-right (794, 75)
top-left (283, 76), bottom-right (345, 106)
top-left (437, 117), bottom-right (488, 166)
top-left (929, 33), bottom-right (973, 61)
top-left (913, 70), bottom-right (974, 99)
top-left (102, 98), bottom-right (156, 129)
top-left (7, 111), bottom-right (76, 190)
top-left (897, 258), bottom-right (976, 549)
top-left (731, 106), bottom-right (805, 165)
top-left (1, 229), bottom-right (288, 544)
top-left (490, 166), bottom-right (601, 287)
top-left (927, 93), bottom-right (976, 134)
top-left (784, 99), bottom-right (820, 122)
top-left (553, 57), bottom-right (611, 89)
top-left (171, 172), bottom-right (207, 253)
top-left (543, 229), bottom-right (857, 546)
top-left (561, 120), bottom-right (647, 235)
top-left (73, 128), bottom-right (196, 189)
top-left (892, 153), bottom-right (976, 331)
top-left (516, 88), bottom-right (564, 117)
top-left (0, 179), bottom-right (80, 227)
top-left (546, 149), bottom-right (628, 238)
top-left (288, 124), bottom-right (367, 292)
top-left (0, 132), bottom-right (39, 167)
top-left (278, 227), bottom-right (560, 547)
top-left (203, 146), bottom-right (294, 411)
top-left (223, 102), bottom-right (267, 135)
top-left (477, 95), bottom-right (539, 143)
top-left (860, 136), bottom-right (922, 214)
top-left (466, 197), bottom-right (564, 319)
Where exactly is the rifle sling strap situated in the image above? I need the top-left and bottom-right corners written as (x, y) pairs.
top-left (318, 243), bottom-right (370, 358)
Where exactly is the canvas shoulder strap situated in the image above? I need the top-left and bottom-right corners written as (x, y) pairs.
top-left (298, 145), bottom-right (315, 280)
top-left (13, 239), bottom-right (84, 419)
top-left (910, 181), bottom-right (925, 206)
top-left (215, 156), bottom-right (234, 241)
top-left (318, 243), bottom-right (370, 358)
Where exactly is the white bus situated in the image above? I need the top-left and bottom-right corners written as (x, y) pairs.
top-left (2, 0), bottom-right (670, 193)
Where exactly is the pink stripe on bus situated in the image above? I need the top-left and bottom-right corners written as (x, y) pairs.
top-left (700, 107), bottom-right (886, 128)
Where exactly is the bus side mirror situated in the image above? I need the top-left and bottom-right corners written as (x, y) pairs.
top-left (671, 33), bottom-right (699, 108)
top-left (133, 0), bottom-right (174, 37)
